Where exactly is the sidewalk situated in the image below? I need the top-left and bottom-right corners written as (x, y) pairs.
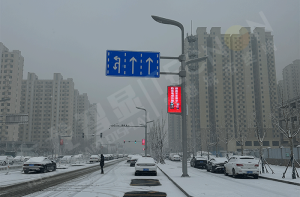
top-left (258, 164), bottom-right (300, 184)
top-left (157, 160), bottom-right (300, 197)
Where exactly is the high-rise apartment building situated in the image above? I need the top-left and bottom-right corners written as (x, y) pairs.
top-left (0, 43), bottom-right (24, 141)
top-left (282, 59), bottom-right (300, 102)
top-left (182, 27), bottom-right (278, 153)
top-left (77, 93), bottom-right (90, 140)
top-left (19, 73), bottom-right (75, 151)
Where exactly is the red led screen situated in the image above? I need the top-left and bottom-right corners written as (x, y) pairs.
top-left (142, 139), bottom-right (145, 145)
top-left (167, 86), bottom-right (181, 113)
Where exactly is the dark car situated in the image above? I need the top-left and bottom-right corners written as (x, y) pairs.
top-left (23, 157), bottom-right (56, 174)
top-left (206, 157), bottom-right (228, 173)
top-left (130, 156), bottom-right (140, 167)
top-left (191, 157), bottom-right (207, 169)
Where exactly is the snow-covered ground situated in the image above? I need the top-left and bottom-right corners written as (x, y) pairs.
top-left (0, 159), bottom-right (118, 187)
top-left (25, 160), bottom-right (185, 197)
top-left (157, 160), bottom-right (300, 197)
top-left (259, 164), bottom-right (300, 184)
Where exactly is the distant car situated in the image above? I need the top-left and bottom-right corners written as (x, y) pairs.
top-left (130, 156), bottom-right (140, 167)
top-left (0, 155), bottom-right (14, 165)
top-left (89, 155), bottom-right (100, 163)
top-left (224, 156), bottom-right (259, 179)
top-left (23, 157), bottom-right (56, 174)
top-left (113, 154), bottom-right (119, 159)
top-left (207, 157), bottom-right (228, 173)
top-left (23, 156), bottom-right (32, 162)
top-left (135, 157), bottom-right (157, 176)
top-left (13, 156), bottom-right (25, 163)
top-left (171, 155), bottom-right (181, 161)
top-left (60, 155), bottom-right (73, 164)
top-left (127, 155), bottom-right (133, 162)
top-left (118, 154), bottom-right (123, 158)
top-left (190, 157), bottom-right (207, 169)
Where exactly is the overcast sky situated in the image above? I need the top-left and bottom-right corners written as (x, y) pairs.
top-left (0, 0), bottom-right (299, 153)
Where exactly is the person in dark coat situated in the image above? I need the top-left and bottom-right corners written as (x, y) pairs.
top-left (100, 154), bottom-right (104, 174)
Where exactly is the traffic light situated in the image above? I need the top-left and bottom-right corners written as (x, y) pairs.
top-left (124, 140), bottom-right (125, 144)
top-left (135, 140), bottom-right (136, 144)
top-left (82, 133), bottom-right (84, 138)
top-left (142, 139), bottom-right (145, 145)
top-left (100, 133), bottom-right (103, 138)
top-left (143, 148), bottom-right (145, 151)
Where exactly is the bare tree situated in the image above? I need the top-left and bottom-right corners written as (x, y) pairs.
top-left (251, 118), bottom-right (274, 174)
top-left (218, 122), bottom-right (235, 159)
top-left (235, 123), bottom-right (248, 156)
top-left (149, 114), bottom-right (168, 164)
top-left (271, 98), bottom-right (300, 179)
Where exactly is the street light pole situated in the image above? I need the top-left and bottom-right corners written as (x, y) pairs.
top-left (151, 15), bottom-right (188, 177)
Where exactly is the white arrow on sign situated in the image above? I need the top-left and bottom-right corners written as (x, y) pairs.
top-left (130, 57), bottom-right (137, 74)
top-left (114, 56), bottom-right (121, 73)
top-left (146, 57), bottom-right (153, 75)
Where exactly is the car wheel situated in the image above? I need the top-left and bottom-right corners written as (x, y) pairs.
top-left (24, 170), bottom-right (29, 174)
top-left (224, 168), bottom-right (228, 176)
top-left (254, 174), bottom-right (258, 179)
top-left (43, 166), bottom-right (48, 173)
top-left (232, 169), bottom-right (237, 178)
top-left (206, 168), bottom-right (210, 172)
top-left (211, 167), bottom-right (215, 173)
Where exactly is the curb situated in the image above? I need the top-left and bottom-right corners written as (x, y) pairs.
top-left (157, 166), bottom-right (192, 197)
top-left (259, 175), bottom-right (300, 186)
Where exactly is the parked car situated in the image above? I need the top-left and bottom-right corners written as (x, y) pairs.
top-left (171, 154), bottom-right (181, 161)
top-left (190, 156), bottom-right (207, 169)
top-left (23, 156), bottom-right (32, 162)
top-left (13, 156), bottom-right (25, 163)
top-left (127, 155), bottom-right (133, 162)
top-left (130, 155), bottom-right (140, 167)
top-left (113, 154), bottom-right (119, 159)
top-left (60, 155), bottom-right (73, 164)
top-left (135, 157), bottom-right (157, 176)
top-left (207, 157), bottom-right (228, 173)
top-left (224, 156), bottom-right (259, 179)
top-left (0, 155), bottom-right (14, 165)
top-left (89, 155), bottom-right (100, 163)
top-left (118, 154), bottom-right (123, 158)
top-left (23, 157), bottom-right (56, 174)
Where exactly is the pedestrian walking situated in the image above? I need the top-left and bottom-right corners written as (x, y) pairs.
top-left (100, 154), bottom-right (104, 174)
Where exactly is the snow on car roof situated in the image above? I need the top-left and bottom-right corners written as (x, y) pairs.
top-left (136, 157), bottom-right (155, 164)
top-left (26, 157), bottom-right (47, 162)
top-left (0, 156), bottom-right (7, 159)
top-left (173, 155), bottom-right (180, 157)
top-left (195, 157), bottom-right (207, 160)
top-left (131, 155), bottom-right (141, 160)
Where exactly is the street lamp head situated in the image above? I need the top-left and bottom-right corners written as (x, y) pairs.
top-left (151, 15), bottom-right (183, 31)
top-left (136, 106), bottom-right (145, 111)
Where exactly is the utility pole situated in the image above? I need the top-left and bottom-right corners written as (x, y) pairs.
top-left (151, 15), bottom-right (207, 177)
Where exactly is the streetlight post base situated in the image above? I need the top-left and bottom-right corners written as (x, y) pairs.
top-left (181, 174), bottom-right (189, 177)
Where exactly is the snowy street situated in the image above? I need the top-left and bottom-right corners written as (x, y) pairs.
top-left (25, 160), bottom-right (185, 197)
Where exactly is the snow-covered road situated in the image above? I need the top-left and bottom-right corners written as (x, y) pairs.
top-left (25, 160), bottom-right (185, 197)
top-left (158, 160), bottom-right (300, 197)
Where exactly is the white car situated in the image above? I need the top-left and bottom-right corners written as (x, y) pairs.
top-left (224, 156), bottom-right (259, 179)
top-left (135, 157), bottom-right (157, 176)
top-left (0, 155), bottom-right (14, 165)
top-left (24, 156), bottom-right (32, 162)
top-left (171, 154), bottom-right (181, 161)
top-left (89, 155), bottom-right (100, 163)
top-left (14, 156), bottom-right (25, 163)
top-left (60, 155), bottom-right (73, 164)
top-left (127, 155), bottom-right (133, 162)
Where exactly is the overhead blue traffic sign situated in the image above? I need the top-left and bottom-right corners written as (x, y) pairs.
top-left (106, 50), bottom-right (160, 78)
